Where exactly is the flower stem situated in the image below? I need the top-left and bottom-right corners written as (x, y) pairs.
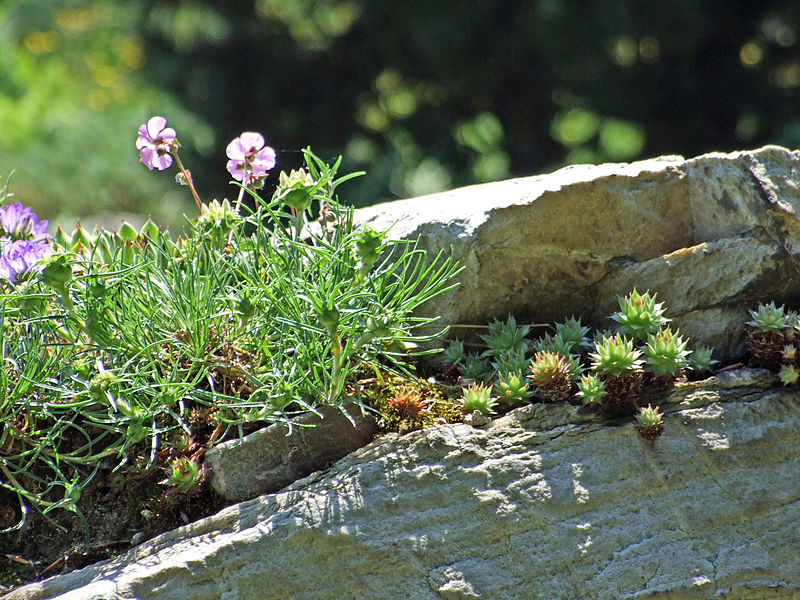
top-left (328, 328), bottom-right (343, 404)
top-left (172, 151), bottom-right (203, 212)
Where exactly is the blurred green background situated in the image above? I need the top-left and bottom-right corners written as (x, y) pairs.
top-left (1, 0), bottom-right (799, 232)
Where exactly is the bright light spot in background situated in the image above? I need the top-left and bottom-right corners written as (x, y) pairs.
top-left (610, 35), bottom-right (638, 67)
top-left (735, 112), bottom-right (760, 141)
top-left (638, 37), bottom-right (659, 64)
top-left (599, 118), bottom-right (646, 160)
top-left (24, 31), bottom-right (58, 53)
top-left (772, 62), bottom-right (800, 88)
top-left (550, 109), bottom-right (600, 147)
top-left (739, 42), bottom-right (764, 68)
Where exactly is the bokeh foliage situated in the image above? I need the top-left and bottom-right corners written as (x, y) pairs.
top-left (1, 0), bottom-right (800, 225)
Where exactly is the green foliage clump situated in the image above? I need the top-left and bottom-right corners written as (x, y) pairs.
top-left (0, 147), bottom-right (460, 532)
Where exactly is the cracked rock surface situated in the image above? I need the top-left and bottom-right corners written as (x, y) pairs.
top-left (11, 369), bottom-right (800, 599)
top-left (355, 145), bottom-right (800, 360)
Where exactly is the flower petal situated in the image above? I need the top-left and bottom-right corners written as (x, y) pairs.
top-left (226, 137), bottom-right (247, 160)
top-left (152, 153), bottom-right (174, 171)
top-left (139, 147), bottom-right (158, 170)
top-left (147, 116), bottom-right (168, 139)
top-left (254, 146), bottom-right (277, 170)
top-left (159, 127), bottom-right (177, 143)
top-left (238, 132), bottom-right (265, 151)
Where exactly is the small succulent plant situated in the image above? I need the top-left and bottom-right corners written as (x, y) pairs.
top-left (387, 388), bottom-right (430, 419)
top-left (747, 301), bottom-right (789, 332)
top-left (635, 404), bottom-right (665, 441)
top-left (495, 370), bottom-right (533, 404)
top-left (576, 373), bottom-right (606, 411)
top-left (612, 288), bottom-right (670, 343)
top-left (480, 315), bottom-right (531, 358)
top-left (536, 332), bottom-right (578, 357)
top-left (688, 346), bottom-right (718, 375)
top-left (589, 333), bottom-right (644, 414)
top-left (491, 349), bottom-right (530, 377)
top-left (746, 301), bottom-right (791, 370)
top-left (554, 316), bottom-right (592, 352)
top-left (779, 364), bottom-right (800, 386)
top-left (643, 326), bottom-right (690, 385)
top-left (161, 456), bottom-right (208, 494)
top-left (589, 333), bottom-right (644, 377)
top-left (443, 339), bottom-right (466, 366)
top-left (528, 351), bottom-right (575, 402)
top-left (461, 353), bottom-right (492, 381)
top-left (461, 382), bottom-right (497, 415)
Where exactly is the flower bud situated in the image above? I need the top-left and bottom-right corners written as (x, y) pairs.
top-left (278, 168), bottom-right (315, 212)
top-left (355, 227), bottom-right (386, 267)
top-left (317, 305), bottom-right (340, 335)
top-left (40, 253), bottom-right (73, 288)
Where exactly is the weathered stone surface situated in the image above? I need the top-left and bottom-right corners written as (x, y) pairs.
top-left (355, 146), bottom-right (800, 360)
top-left (205, 401), bottom-right (378, 502)
top-left (12, 369), bottom-right (800, 599)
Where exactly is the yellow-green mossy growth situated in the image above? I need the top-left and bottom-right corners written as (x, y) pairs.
top-left (528, 351), bottom-right (575, 402)
top-left (367, 376), bottom-right (463, 435)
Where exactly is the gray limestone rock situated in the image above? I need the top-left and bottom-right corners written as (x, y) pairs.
top-left (205, 402), bottom-right (378, 502)
top-left (355, 146), bottom-right (800, 361)
top-left (10, 369), bottom-right (800, 600)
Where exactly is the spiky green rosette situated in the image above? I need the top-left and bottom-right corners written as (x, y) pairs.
top-left (612, 288), bottom-right (670, 343)
top-left (461, 382), bottom-right (497, 416)
top-left (528, 351), bottom-right (575, 402)
top-left (480, 315), bottom-right (531, 358)
top-left (495, 371), bottom-right (532, 404)
top-left (635, 404), bottom-right (665, 441)
top-left (589, 333), bottom-right (644, 416)
top-left (576, 373), bottom-right (606, 413)
top-left (643, 326), bottom-right (690, 389)
top-left (746, 302), bottom-right (790, 370)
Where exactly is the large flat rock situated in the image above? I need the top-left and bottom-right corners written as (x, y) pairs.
top-left (355, 146), bottom-right (800, 360)
top-left (12, 369), bottom-right (800, 599)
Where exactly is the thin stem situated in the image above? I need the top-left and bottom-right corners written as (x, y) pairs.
top-left (225, 186), bottom-right (247, 249)
top-left (328, 328), bottom-right (343, 404)
top-left (172, 151), bottom-right (203, 212)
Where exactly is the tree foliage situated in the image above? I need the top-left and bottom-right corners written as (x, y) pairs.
top-left (1, 0), bottom-right (799, 223)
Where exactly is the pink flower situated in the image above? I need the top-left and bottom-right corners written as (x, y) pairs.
top-left (226, 132), bottom-right (276, 187)
top-left (136, 116), bottom-right (177, 171)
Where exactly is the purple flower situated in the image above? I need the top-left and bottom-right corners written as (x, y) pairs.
top-left (0, 239), bottom-right (49, 284)
top-left (226, 132), bottom-right (276, 187)
top-left (136, 116), bottom-right (177, 171)
top-left (0, 203), bottom-right (50, 242)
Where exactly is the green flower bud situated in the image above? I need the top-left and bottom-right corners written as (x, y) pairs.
top-left (90, 370), bottom-right (118, 403)
top-left (40, 253), bottom-right (73, 288)
top-left (318, 305), bottom-right (340, 334)
top-left (278, 168), bottom-right (315, 212)
top-left (355, 227), bottom-right (386, 267)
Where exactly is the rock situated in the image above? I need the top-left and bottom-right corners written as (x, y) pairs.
top-left (205, 402), bottom-right (378, 502)
top-left (11, 369), bottom-right (800, 600)
top-left (355, 146), bottom-right (800, 360)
